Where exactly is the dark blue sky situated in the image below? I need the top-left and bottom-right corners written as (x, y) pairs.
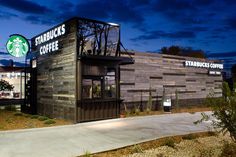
top-left (0, 0), bottom-right (235, 71)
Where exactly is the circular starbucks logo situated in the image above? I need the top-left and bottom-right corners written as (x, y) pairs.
top-left (6, 35), bottom-right (29, 57)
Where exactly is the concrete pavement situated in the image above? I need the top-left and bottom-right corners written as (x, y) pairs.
top-left (0, 112), bottom-right (213, 157)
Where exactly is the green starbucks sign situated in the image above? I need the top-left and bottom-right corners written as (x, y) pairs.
top-left (6, 34), bottom-right (29, 57)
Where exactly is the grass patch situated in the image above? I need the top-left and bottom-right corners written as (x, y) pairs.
top-left (37, 116), bottom-right (49, 121)
top-left (14, 112), bottom-right (23, 116)
top-left (199, 147), bottom-right (217, 157)
top-left (23, 114), bottom-right (30, 118)
top-left (4, 105), bottom-right (17, 111)
top-left (26, 122), bottom-right (35, 128)
top-left (131, 145), bottom-right (143, 153)
top-left (82, 150), bottom-right (91, 157)
top-left (92, 132), bottom-right (214, 157)
top-left (207, 131), bottom-right (217, 136)
top-left (30, 115), bottom-right (39, 119)
top-left (5, 117), bottom-right (13, 123)
top-left (161, 138), bottom-right (175, 148)
top-left (182, 134), bottom-right (198, 140)
top-left (126, 106), bottom-right (211, 118)
top-left (0, 110), bottom-right (71, 131)
top-left (44, 119), bottom-right (56, 125)
top-left (220, 142), bottom-right (236, 157)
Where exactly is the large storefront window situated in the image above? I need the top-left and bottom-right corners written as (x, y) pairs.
top-left (0, 72), bottom-right (25, 99)
top-left (82, 64), bottom-right (116, 100)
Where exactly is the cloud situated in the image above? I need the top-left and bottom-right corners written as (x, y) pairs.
top-left (128, 0), bottom-right (150, 6)
top-left (74, 0), bottom-right (144, 24)
top-left (0, 51), bottom-right (25, 63)
top-left (209, 34), bottom-right (226, 39)
top-left (152, 0), bottom-right (195, 12)
top-left (24, 15), bottom-right (58, 25)
top-left (0, 0), bottom-right (51, 14)
top-left (223, 0), bottom-right (236, 5)
top-left (192, 0), bottom-right (216, 6)
top-left (0, 59), bottom-right (25, 67)
top-left (207, 51), bottom-right (236, 71)
top-left (74, 1), bottom-right (109, 20)
top-left (190, 26), bottom-right (209, 32)
top-left (19, 1), bottom-right (73, 25)
top-left (20, 0), bottom-right (145, 26)
top-left (131, 30), bottom-right (196, 41)
top-left (0, 10), bottom-right (18, 19)
top-left (56, 1), bottom-right (74, 11)
top-left (207, 51), bottom-right (236, 58)
top-left (0, 59), bottom-right (11, 66)
top-left (0, 51), bottom-right (8, 55)
top-left (150, 0), bottom-right (219, 26)
top-left (151, 0), bottom-right (197, 23)
top-left (226, 17), bottom-right (236, 30)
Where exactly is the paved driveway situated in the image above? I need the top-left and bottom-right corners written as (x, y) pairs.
top-left (0, 112), bottom-right (212, 157)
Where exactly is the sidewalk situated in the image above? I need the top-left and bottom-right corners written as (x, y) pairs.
top-left (0, 112), bottom-right (212, 157)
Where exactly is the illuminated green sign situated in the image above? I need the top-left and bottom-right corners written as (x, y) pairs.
top-left (6, 35), bottom-right (29, 57)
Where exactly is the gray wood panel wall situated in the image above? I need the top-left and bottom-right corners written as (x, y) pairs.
top-left (36, 19), bottom-right (77, 121)
top-left (120, 52), bottom-right (223, 105)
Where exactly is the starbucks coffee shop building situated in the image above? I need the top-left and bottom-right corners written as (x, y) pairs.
top-left (27, 17), bottom-right (223, 123)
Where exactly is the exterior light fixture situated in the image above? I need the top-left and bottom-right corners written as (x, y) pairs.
top-left (108, 22), bottom-right (119, 26)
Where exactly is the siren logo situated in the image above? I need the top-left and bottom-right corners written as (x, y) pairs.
top-left (6, 35), bottom-right (29, 57)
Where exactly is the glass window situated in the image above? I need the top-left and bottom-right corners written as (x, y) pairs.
top-left (82, 79), bottom-right (102, 99)
top-left (78, 20), bottom-right (120, 57)
top-left (81, 67), bottom-right (116, 100)
top-left (104, 69), bottom-right (116, 98)
top-left (82, 79), bottom-right (92, 99)
top-left (107, 27), bottom-right (119, 56)
top-left (92, 80), bottom-right (101, 98)
top-left (0, 72), bottom-right (25, 99)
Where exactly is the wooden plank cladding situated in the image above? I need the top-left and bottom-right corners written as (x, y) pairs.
top-left (150, 76), bottom-right (163, 79)
top-left (35, 19), bottom-right (77, 122)
top-left (120, 82), bottom-right (135, 85)
top-left (178, 91), bottom-right (196, 94)
top-left (163, 73), bottom-right (186, 76)
top-left (120, 51), bottom-right (223, 105)
top-left (186, 79), bottom-right (196, 82)
top-left (49, 67), bottom-right (63, 72)
top-left (163, 85), bottom-right (186, 88)
top-left (120, 51), bottom-right (135, 56)
top-left (127, 89), bottom-right (157, 93)
top-left (120, 68), bottom-right (135, 72)
top-left (162, 55), bottom-right (186, 60)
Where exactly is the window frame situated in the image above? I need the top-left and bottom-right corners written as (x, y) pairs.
top-left (81, 66), bottom-right (117, 100)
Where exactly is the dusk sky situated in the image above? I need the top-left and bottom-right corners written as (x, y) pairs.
top-left (0, 0), bottom-right (235, 71)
